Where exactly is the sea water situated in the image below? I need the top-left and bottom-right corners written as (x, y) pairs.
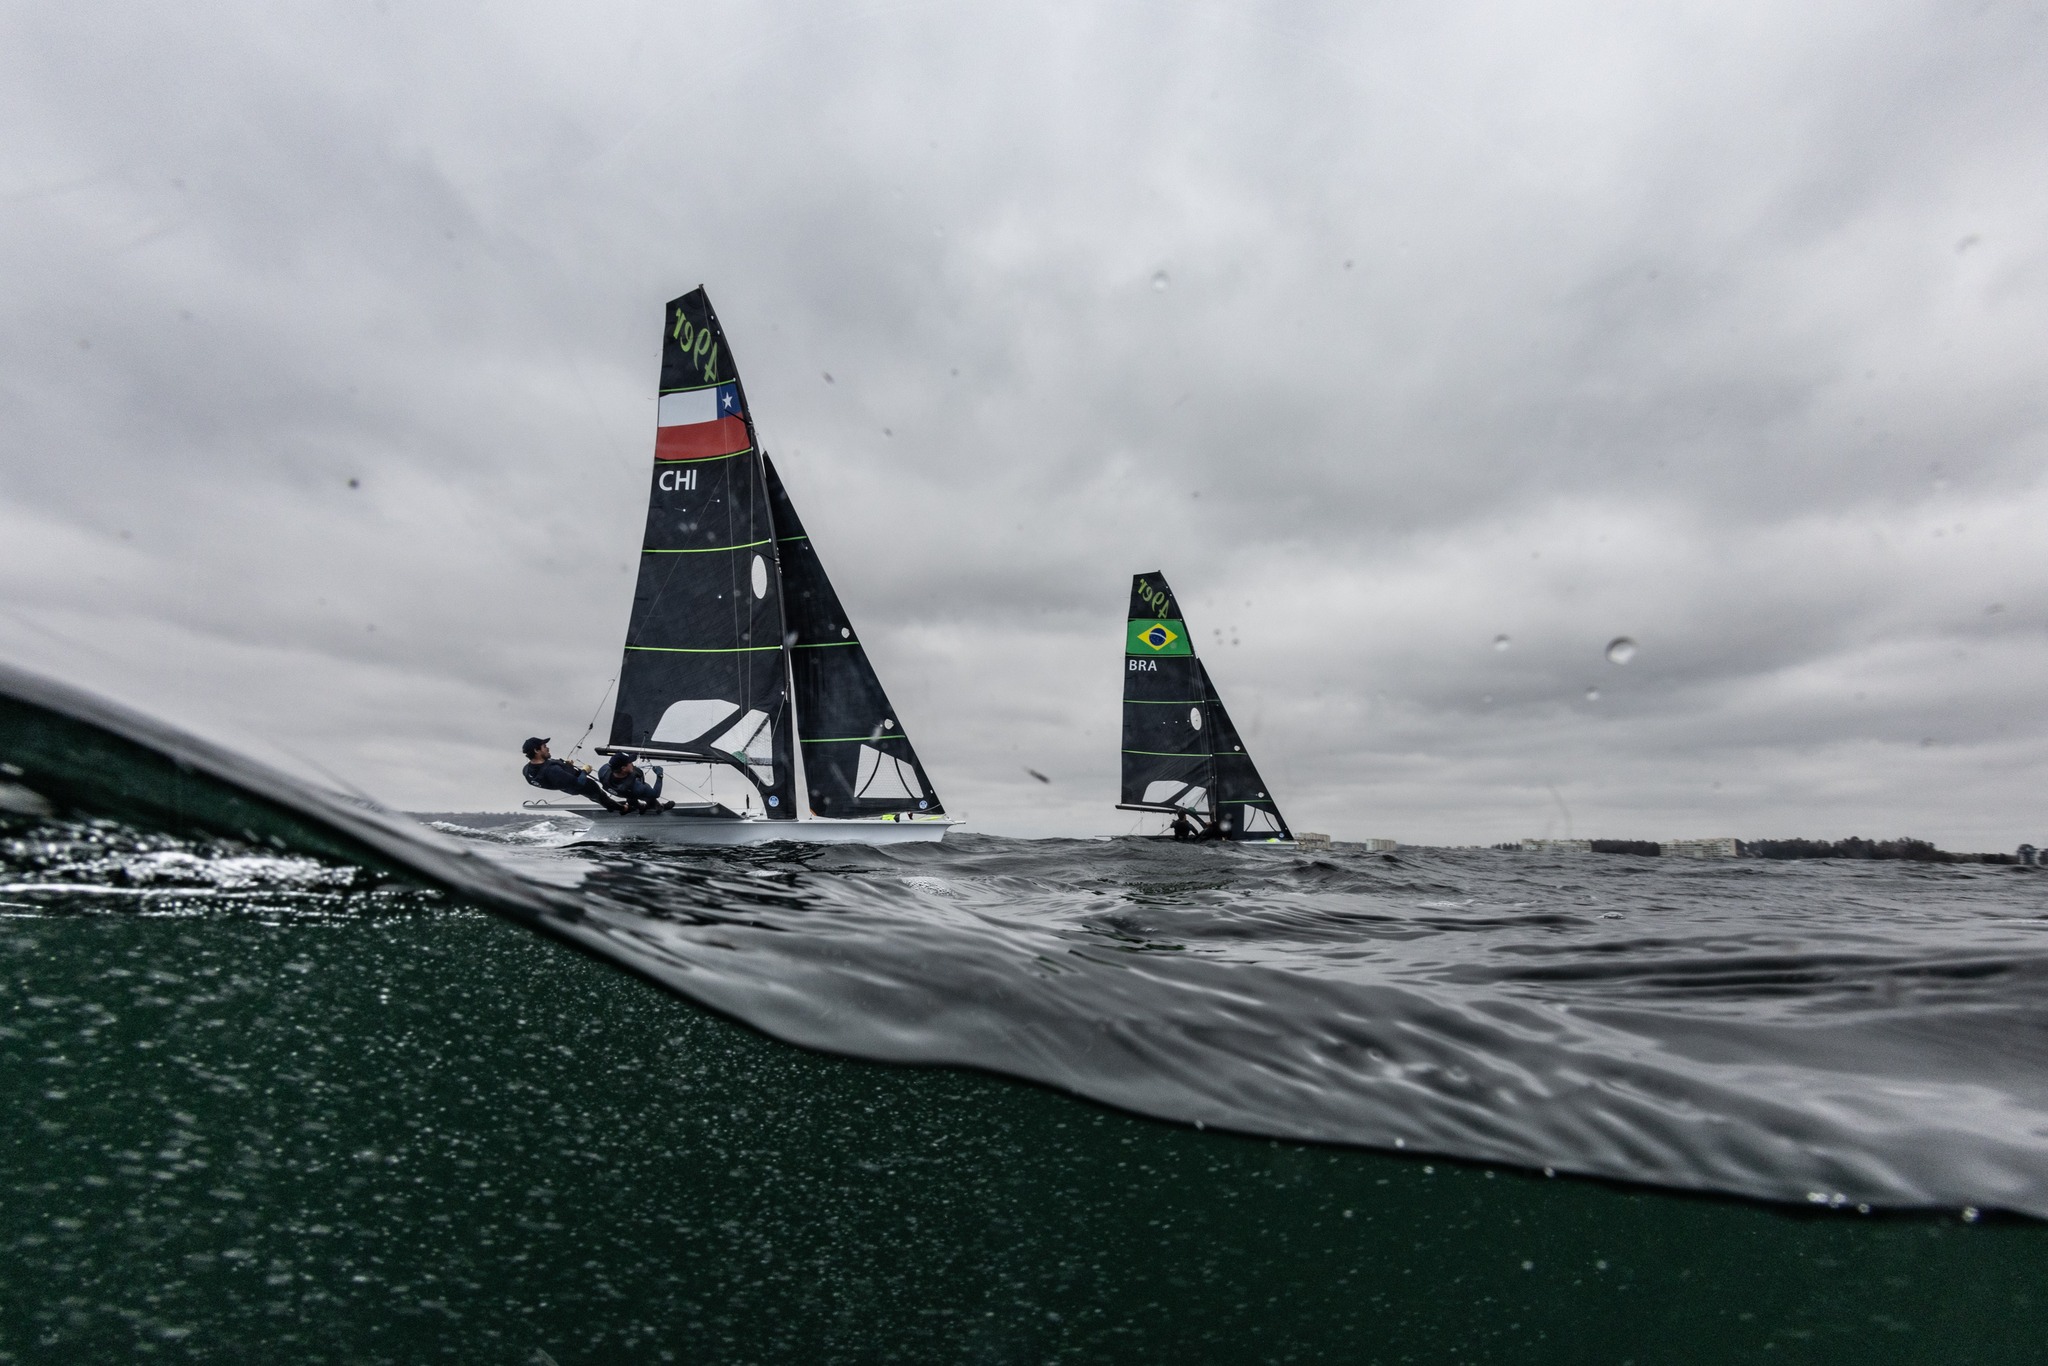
top-left (2, 812), bottom-right (2046, 1363)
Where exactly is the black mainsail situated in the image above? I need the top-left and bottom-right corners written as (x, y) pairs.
top-left (606, 288), bottom-right (796, 815)
top-left (1118, 571), bottom-right (1291, 841)
top-left (766, 457), bottom-right (944, 817)
top-left (602, 287), bottom-right (943, 822)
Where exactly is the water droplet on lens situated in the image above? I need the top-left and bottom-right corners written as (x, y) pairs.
top-left (1492, 634), bottom-right (1511, 651)
top-left (1150, 270), bottom-right (1170, 291)
top-left (1605, 636), bottom-right (1637, 665)
top-left (1584, 687), bottom-right (1600, 701)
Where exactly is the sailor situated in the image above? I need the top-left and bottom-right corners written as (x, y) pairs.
top-left (597, 753), bottom-right (672, 815)
top-left (520, 738), bottom-right (627, 813)
top-left (1193, 812), bottom-right (1227, 842)
top-left (1170, 810), bottom-right (1196, 841)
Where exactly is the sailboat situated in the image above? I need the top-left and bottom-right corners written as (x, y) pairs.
top-left (544, 287), bottom-right (957, 845)
top-left (1117, 572), bottom-right (1293, 842)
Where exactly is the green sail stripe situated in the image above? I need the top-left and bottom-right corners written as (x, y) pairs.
top-left (1121, 749), bottom-right (1211, 758)
top-left (654, 448), bottom-right (751, 465)
top-left (658, 380), bottom-right (728, 394)
top-left (1125, 699), bottom-right (1206, 705)
top-left (778, 534), bottom-right (809, 542)
top-left (791, 641), bottom-right (858, 648)
top-left (642, 538), bottom-right (773, 555)
top-left (625, 644), bottom-right (782, 654)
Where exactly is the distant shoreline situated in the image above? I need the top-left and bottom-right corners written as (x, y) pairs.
top-left (1506, 836), bottom-right (2031, 864)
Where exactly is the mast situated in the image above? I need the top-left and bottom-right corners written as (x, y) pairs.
top-left (1117, 570), bottom-right (1291, 841)
top-left (766, 456), bottom-right (944, 817)
top-left (601, 287), bottom-right (797, 818)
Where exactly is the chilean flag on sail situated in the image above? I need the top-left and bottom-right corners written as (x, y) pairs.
top-left (655, 383), bottom-right (749, 461)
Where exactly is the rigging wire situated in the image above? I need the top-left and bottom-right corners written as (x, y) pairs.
top-left (565, 677), bottom-right (617, 763)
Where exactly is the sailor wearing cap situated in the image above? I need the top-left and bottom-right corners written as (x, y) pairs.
top-left (520, 737), bottom-right (626, 813)
top-left (596, 753), bottom-right (673, 815)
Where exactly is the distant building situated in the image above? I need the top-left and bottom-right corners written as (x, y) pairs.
top-left (1361, 838), bottom-right (1399, 852)
top-left (1663, 837), bottom-right (1740, 859)
top-left (1520, 838), bottom-right (1592, 853)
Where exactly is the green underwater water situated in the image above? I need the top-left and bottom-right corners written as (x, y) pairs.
top-left (2, 903), bottom-right (2045, 1365)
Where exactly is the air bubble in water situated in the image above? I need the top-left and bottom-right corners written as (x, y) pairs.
top-left (1492, 634), bottom-right (1511, 651)
top-left (1150, 270), bottom-right (1170, 291)
top-left (1605, 636), bottom-right (1637, 665)
top-left (1585, 687), bottom-right (1600, 701)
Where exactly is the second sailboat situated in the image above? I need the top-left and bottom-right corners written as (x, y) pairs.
top-left (1118, 571), bottom-right (1293, 842)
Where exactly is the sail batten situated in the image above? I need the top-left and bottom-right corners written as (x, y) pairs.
top-left (1120, 571), bottom-right (1291, 841)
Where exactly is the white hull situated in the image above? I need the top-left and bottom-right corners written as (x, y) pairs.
top-left (558, 807), bottom-right (960, 846)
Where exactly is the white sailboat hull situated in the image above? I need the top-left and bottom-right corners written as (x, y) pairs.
top-left (561, 807), bottom-right (960, 846)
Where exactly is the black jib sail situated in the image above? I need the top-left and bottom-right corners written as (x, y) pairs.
top-left (1119, 571), bottom-right (1291, 841)
top-left (606, 288), bottom-right (797, 817)
top-left (765, 456), bottom-right (944, 817)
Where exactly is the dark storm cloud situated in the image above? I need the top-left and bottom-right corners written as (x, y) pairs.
top-left (0, 0), bottom-right (2043, 844)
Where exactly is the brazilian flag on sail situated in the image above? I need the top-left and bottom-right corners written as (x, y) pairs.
top-left (1126, 618), bottom-right (1192, 656)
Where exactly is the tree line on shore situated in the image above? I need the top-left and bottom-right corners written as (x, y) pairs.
top-left (1574, 836), bottom-right (2021, 863)
top-left (1739, 837), bottom-right (2016, 863)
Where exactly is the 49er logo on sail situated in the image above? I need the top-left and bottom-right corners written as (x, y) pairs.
top-left (671, 311), bottom-right (722, 383)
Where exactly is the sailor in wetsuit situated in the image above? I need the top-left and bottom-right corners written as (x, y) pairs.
top-left (597, 753), bottom-right (671, 815)
top-left (520, 737), bottom-right (626, 813)
top-left (1171, 810), bottom-right (1196, 841)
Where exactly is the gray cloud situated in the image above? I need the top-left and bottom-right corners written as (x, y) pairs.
top-left (1, 0), bottom-right (2044, 847)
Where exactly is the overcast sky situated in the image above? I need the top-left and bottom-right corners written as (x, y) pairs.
top-left (1, 0), bottom-right (2044, 845)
